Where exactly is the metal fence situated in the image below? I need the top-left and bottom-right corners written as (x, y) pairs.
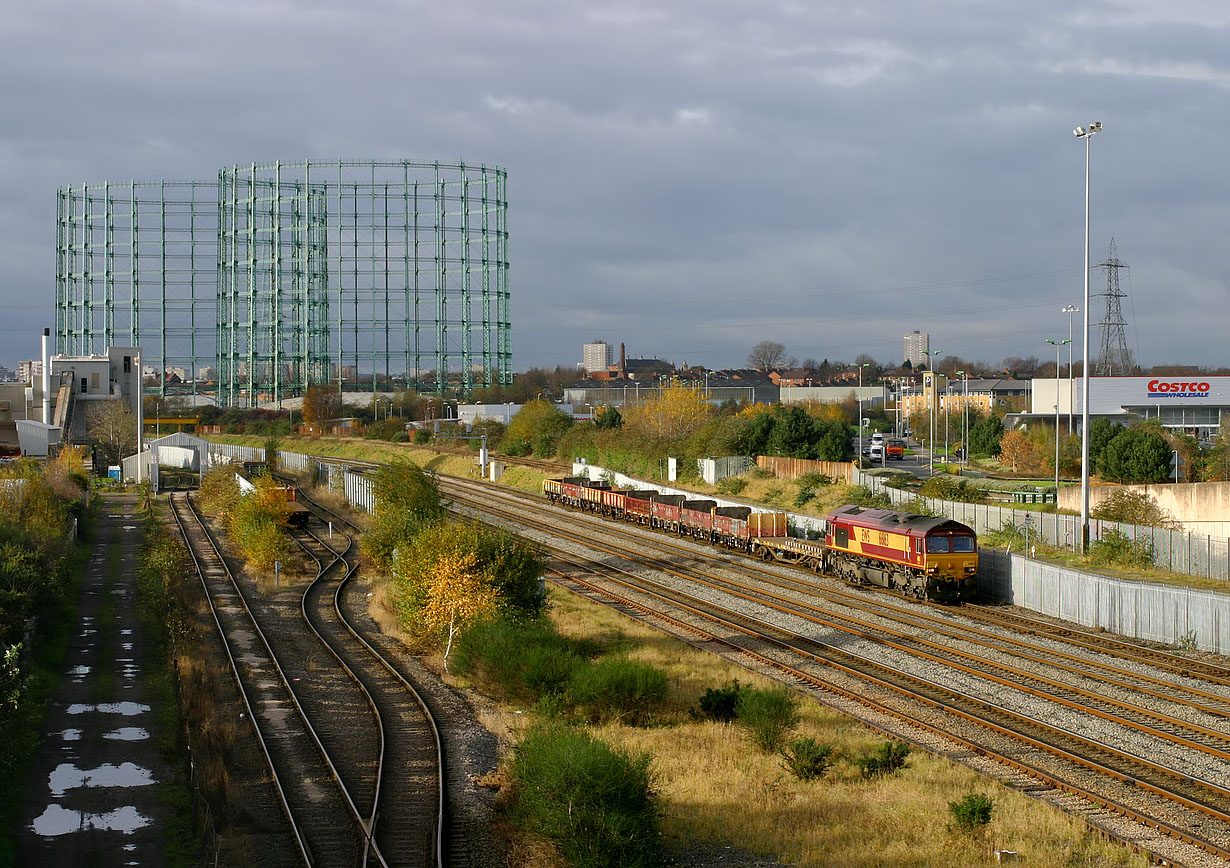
top-left (991, 551), bottom-right (1230, 654)
top-left (860, 472), bottom-right (1230, 582)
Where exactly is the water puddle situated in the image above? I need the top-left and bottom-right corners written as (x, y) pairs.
top-left (120, 629), bottom-right (132, 636)
top-left (103, 728), bottom-right (148, 742)
top-left (69, 665), bottom-right (91, 682)
top-left (30, 803), bottom-right (151, 836)
top-left (121, 643), bottom-right (133, 651)
top-left (58, 730), bottom-right (82, 741)
top-left (49, 762), bottom-right (155, 796)
top-left (66, 702), bottom-right (149, 716)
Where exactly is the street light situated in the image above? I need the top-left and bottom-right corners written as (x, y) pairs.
top-left (1046, 338), bottom-right (1071, 497)
top-left (1061, 304), bottom-right (1079, 434)
top-left (1074, 121), bottom-right (1101, 553)
top-left (856, 362), bottom-right (871, 467)
top-left (955, 371), bottom-right (968, 470)
top-left (921, 349), bottom-right (942, 475)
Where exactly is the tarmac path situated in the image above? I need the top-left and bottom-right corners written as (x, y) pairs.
top-left (17, 493), bottom-right (175, 867)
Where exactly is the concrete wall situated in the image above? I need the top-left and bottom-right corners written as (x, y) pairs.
top-left (1059, 480), bottom-right (1230, 536)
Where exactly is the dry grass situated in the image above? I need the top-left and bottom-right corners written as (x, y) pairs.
top-left (544, 586), bottom-right (1150, 868)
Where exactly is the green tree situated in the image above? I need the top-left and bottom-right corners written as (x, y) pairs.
top-left (87, 399), bottom-right (138, 466)
top-left (362, 461), bottom-right (445, 572)
top-left (1205, 423), bottom-right (1230, 481)
top-left (968, 414), bottom-right (1003, 458)
top-left (594, 406), bottom-right (623, 430)
top-left (1097, 426), bottom-right (1171, 483)
top-left (766, 407), bottom-right (819, 458)
top-left (1087, 418), bottom-right (1124, 471)
top-left (815, 419), bottom-right (854, 461)
top-left (505, 399), bottom-right (575, 457)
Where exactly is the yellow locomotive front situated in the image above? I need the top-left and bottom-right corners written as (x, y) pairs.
top-left (920, 528), bottom-right (979, 591)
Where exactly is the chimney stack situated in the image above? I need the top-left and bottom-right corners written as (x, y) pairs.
top-left (41, 328), bottom-right (51, 424)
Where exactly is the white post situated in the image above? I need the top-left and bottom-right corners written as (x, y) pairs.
top-left (1074, 121), bottom-right (1101, 553)
top-left (40, 328), bottom-right (51, 425)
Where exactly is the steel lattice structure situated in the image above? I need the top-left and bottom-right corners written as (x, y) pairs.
top-left (55, 159), bottom-right (511, 406)
top-left (1094, 237), bottom-right (1132, 377)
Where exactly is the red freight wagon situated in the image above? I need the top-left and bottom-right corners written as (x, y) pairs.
top-left (680, 500), bottom-right (717, 538)
top-left (713, 505), bottom-right (751, 548)
top-left (624, 490), bottom-right (657, 523)
top-left (650, 495), bottom-right (687, 531)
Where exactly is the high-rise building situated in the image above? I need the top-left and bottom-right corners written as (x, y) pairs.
top-left (903, 331), bottom-right (929, 368)
top-left (583, 340), bottom-right (614, 375)
top-left (17, 360), bottom-right (43, 384)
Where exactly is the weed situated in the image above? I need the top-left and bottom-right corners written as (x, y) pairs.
top-left (1176, 630), bottom-right (1199, 651)
top-left (947, 792), bottom-right (994, 833)
top-left (716, 477), bottom-right (747, 496)
top-left (780, 737), bottom-right (835, 782)
top-left (692, 680), bottom-right (742, 722)
top-left (1089, 529), bottom-right (1155, 568)
top-left (735, 686), bottom-right (799, 752)
top-left (568, 657), bottom-right (668, 725)
top-left (451, 618), bottom-right (585, 701)
top-left (856, 740), bottom-right (910, 778)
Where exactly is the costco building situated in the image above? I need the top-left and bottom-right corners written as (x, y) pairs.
top-left (1030, 376), bottom-right (1229, 438)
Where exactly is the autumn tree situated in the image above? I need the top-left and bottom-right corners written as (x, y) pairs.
top-left (622, 385), bottom-right (713, 442)
top-left (997, 430), bottom-right (1042, 474)
top-left (418, 552), bottom-right (499, 669)
top-left (747, 341), bottom-right (794, 372)
top-left (1205, 423), bottom-right (1230, 482)
top-left (301, 384), bottom-right (342, 428)
top-left (87, 400), bottom-right (138, 466)
top-left (362, 461), bottom-right (445, 573)
top-left (504, 399), bottom-right (574, 457)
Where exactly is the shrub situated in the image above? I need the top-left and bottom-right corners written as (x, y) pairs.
top-left (856, 740), bottom-right (910, 778)
top-left (451, 618), bottom-right (584, 701)
top-left (693, 681), bottom-right (742, 722)
top-left (503, 438), bottom-right (531, 457)
top-left (568, 658), bottom-right (668, 725)
top-left (920, 475), bottom-right (988, 504)
top-left (948, 792), bottom-right (994, 833)
top-left (845, 485), bottom-right (892, 509)
top-left (780, 737), bottom-right (835, 782)
top-left (511, 724), bottom-right (660, 868)
top-left (735, 686), bottom-right (799, 752)
top-left (1091, 490), bottom-right (1178, 529)
top-left (412, 428), bottom-right (432, 445)
top-left (1088, 528), bottom-right (1155, 568)
top-left (716, 477), bottom-right (747, 496)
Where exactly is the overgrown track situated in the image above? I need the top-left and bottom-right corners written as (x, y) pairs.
top-left (291, 512), bottom-right (445, 867)
top-left (170, 493), bottom-right (365, 867)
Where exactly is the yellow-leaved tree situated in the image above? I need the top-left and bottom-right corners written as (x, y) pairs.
top-left (418, 551), bottom-right (498, 669)
top-left (623, 384), bottom-right (713, 442)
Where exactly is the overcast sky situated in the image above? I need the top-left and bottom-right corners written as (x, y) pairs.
top-left (3, 0), bottom-right (1229, 374)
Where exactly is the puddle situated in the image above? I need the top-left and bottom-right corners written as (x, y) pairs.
top-left (121, 643), bottom-right (133, 651)
top-left (122, 526), bottom-right (138, 531)
top-left (120, 629), bottom-right (132, 636)
top-left (58, 729), bottom-right (82, 741)
top-left (69, 666), bottom-right (91, 682)
top-left (49, 762), bottom-right (155, 796)
top-left (31, 803), bottom-right (151, 836)
top-left (103, 728), bottom-right (148, 742)
top-left (66, 703), bottom-right (150, 716)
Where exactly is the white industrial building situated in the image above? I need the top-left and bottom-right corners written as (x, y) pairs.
top-left (1030, 375), bottom-right (1229, 438)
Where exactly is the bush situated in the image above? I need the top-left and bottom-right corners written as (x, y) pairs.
top-left (451, 618), bottom-right (585, 701)
top-left (948, 792), bottom-right (994, 833)
top-left (920, 475), bottom-right (988, 504)
top-left (569, 658), bottom-right (668, 725)
top-left (1088, 528), bottom-right (1155, 568)
top-left (780, 737), bottom-right (835, 781)
top-left (1091, 490), bottom-right (1178, 529)
top-left (735, 686), bottom-right (799, 752)
top-left (503, 438), bottom-right (532, 457)
top-left (511, 724), bottom-right (660, 868)
top-left (845, 485), bottom-right (892, 509)
top-left (715, 477), bottom-right (746, 496)
top-left (856, 740), bottom-right (910, 778)
top-left (412, 428), bottom-right (432, 445)
top-left (693, 681), bottom-right (742, 722)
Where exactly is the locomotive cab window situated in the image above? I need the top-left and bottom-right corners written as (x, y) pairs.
top-left (926, 536), bottom-right (951, 553)
top-left (952, 535), bottom-right (976, 553)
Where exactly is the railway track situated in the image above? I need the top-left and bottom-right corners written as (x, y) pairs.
top-left (442, 476), bottom-right (1230, 866)
top-left (171, 491), bottom-right (444, 867)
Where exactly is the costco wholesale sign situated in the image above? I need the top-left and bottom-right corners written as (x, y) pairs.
top-left (1147, 380), bottom-right (1211, 398)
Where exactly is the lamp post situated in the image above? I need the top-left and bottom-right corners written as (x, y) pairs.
top-left (1074, 121), bottom-right (1101, 553)
top-left (856, 362), bottom-right (871, 466)
top-left (921, 350), bottom-right (942, 475)
top-left (1061, 304), bottom-right (1079, 434)
top-left (1046, 338), bottom-right (1071, 497)
top-left (955, 371), bottom-right (968, 470)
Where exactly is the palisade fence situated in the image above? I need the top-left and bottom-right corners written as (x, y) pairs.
top-left (859, 471), bottom-right (1230, 582)
top-left (203, 443), bottom-right (376, 513)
